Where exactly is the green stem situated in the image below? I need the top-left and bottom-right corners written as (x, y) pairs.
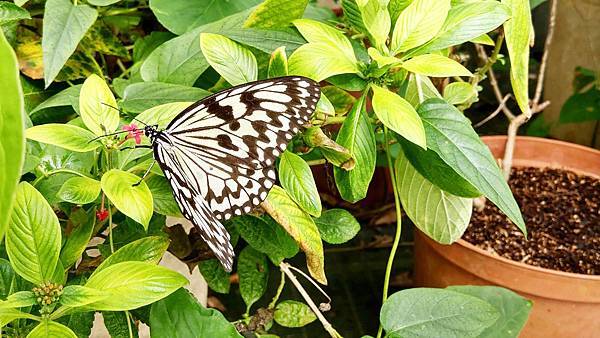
top-left (471, 30), bottom-right (505, 85)
top-left (107, 200), bottom-right (115, 253)
top-left (268, 270), bottom-right (286, 309)
top-left (32, 169), bottom-right (89, 187)
top-left (376, 126), bottom-right (403, 338)
top-left (126, 311), bottom-right (134, 338)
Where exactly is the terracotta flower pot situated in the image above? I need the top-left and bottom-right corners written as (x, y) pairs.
top-left (414, 136), bottom-right (600, 338)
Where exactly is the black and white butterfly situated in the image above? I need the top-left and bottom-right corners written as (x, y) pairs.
top-left (141, 76), bottom-right (321, 271)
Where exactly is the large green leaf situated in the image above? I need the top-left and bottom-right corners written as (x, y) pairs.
top-left (42, 0), bottom-right (97, 87)
top-left (135, 102), bottom-right (193, 129)
top-left (380, 288), bottom-right (499, 338)
top-left (417, 99), bottom-right (525, 233)
top-left (91, 236), bottom-right (170, 277)
top-left (25, 124), bottom-right (101, 152)
top-left (502, 0), bottom-right (532, 116)
top-left (121, 82), bottom-right (209, 113)
top-left (334, 93), bottom-right (376, 203)
top-left (0, 259), bottom-right (16, 299)
top-left (402, 54), bottom-right (472, 77)
top-left (29, 85), bottom-right (81, 116)
top-left (0, 2), bottom-right (30, 24)
top-left (359, 0), bottom-right (391, 50)
top-left (244, 0), bottom-right (308, 29)
top-left (6, 182), bottom-right (61, 284)
top-left (279, 151), bottom-right (321, 217)
top-left (396, 151), bottom-right (472, 244)
top-left (232, 215), bottom-right (298, 264)
top-left (79, 74), bottom-right (119, 136)
top-left (59, 209), bottom-right (95, 268)
top-left (263, 185), bottom-right (325, 284)
top-left (0, 30), bottom-right (25, 241)
top-left (84, 261), bottom-right (187, 311)
top-left (200, 33), bottom-right (257, 86)
top-left (57, 176), bottom-right (101, 204)
top-left (371, 85), bottom-right (426, 148)
top-left (28, 320), bottom-right (77, 338)
top-left (413, 1), bottom-right (510, 55)
top-left (198, 259), bottom-right (230, 294)
top-left (100, 169), bottom-right (153, 229)
top-left (0, 291), bottom-right (36, 309)
top-left (274, 300), bottom-right (316, 328)
top-left (238, 246), bottom-right (269, 311)
top-left (149, 0), bottom-right (260, 35)
top-left (314, 209), bottom-right (360, 244)
top-left (146, 176), bottom-right (182, 217)
top-left (443, 82), bottom-right (477, 105)
top-left (149, 288), bottom-right (242, 338)
top-left (559, 89), bottom-right (600, 123)
top-left (60, 285), bottom-right (108, 308)
top-left (390, 0), bottom-right (450, 53)
top-left (448, 286), bottom-right (532, 338)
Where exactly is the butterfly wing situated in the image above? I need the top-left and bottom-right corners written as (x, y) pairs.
top-left (165, 76), bottom-right (320, 220)
top-left (155, 76), bottom-right (320, 270)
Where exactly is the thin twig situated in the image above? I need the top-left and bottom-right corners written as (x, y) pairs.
top-left (475, 44), bottom-right (516, 121)
top-left (475, 94), bottom-right (512, 128)
top-left (532, 0), bottom-right (558, 108)
top-left (279, 262), bottom-right (342, 338)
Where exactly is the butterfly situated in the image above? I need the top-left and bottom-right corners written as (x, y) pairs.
top-left (140, 77), bottom-right (321, 271)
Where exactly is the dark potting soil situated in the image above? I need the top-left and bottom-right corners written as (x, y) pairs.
top-left (464, 167), bottom-right (600, 275)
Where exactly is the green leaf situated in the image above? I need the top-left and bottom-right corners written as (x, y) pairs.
top-left (388, 0), bottom-right (413, 22)
top-left (371, 85), bottom-right (426, 148)
top-left (443, 82), bottom-right (477, 105)
top-left (244, 0), bottom-right (309, 29)
top-left (146, 176), bottom-right (182, 217)
top-left (0, 30), bottom-right (25, 242)
top-left (413, 1), bottom-right (510, 55)
top-left (274, 300), bottom-right (316, 328)
top-left (84, 261), bottom-right (187, 311)
top-left (402, 54), bottom-right (472, 77)
top-left (60, 285), bottom-right (108, 308)
top-left (27, 320), bottom-right (77, 338)
top-left (404, 73), bottom-right (441, 107)
top-left (396, 151), bottom-right (472, 244)
top-left (314, 209), bottom-right (360, 244)
top-left (59, 209), bottom-right (95, 268)
top-left (87, 0), bottom-right (121, 6)
top-left (238, 246), bottom-right (269, 311)
top-left (0, 308), bottom-right (39, 327)
top-left (359, 0), bottom-right (391, 50)
top-left (380, 288), bottom-right (499, 338)
top-left (149, 288), bottom-right (243, 338)
top-left (232, 215), bottom-right (298, 265)
top-left (279, 151), bottom-right (321, 217)
top-left (368, 47), bottom-right (401, 68)
top-left (263, 185), bottom-right (326, 284)
top-left (200, 33), bottom-right (257, 86)
top-left (0, 259), bottom-right (16, 299)
top-left (102, 311), bottom-right (139, 338)
top-left (334, 93), bottom-right (376, 203)
top-left (80, 21), bottom-right (128, 58)
top-left (470, 33), bottom-right (494, 46)
top-left (198, 259), bottom-right (230, 294)
top-left (149, 0), bottom-right (260, 35)
top-left (448, 286), bottom-right (532, 338)
top-left (25, 124), bottom-right (101, 152)
top-left (321, 85), bottom-right (357, 114)
top-left (303, 127), bottom-right (354, 169)
top-left (342, 0), bottom-right (367, 35)
top-left (135, 101), bottom-right (193, 129)
top-left (289, 19), bottom-right (359, 81)
top-left (0, 2), bottom-right (30, 25)
top-left (57, 176), bottom-right (100, 204)
top-left (92, 236), bottom-right (170, 277)
top-left (30, 85), bottom-right (81, 116)
top-left (100, 169), bottom-right (153, 229)
top-left (6, 182), bottom-right (61, 284)
top-left (42, 0), bottom-right (97, 87)
top-left (268, 46), bottom-right (289, 78)
top-left (390, 0), bottom-right (450, 53)
top-left (502, 0), bottom-right (532, 116)
top-left (417, 98), bottom-right (525, 233)
top-left (58, 310), bottom-right (94, 338)
top-left (122, 82), bottom-right (209, 113)
top-left (559, 89), bottom-right (600, 123)
top-left (79, 74), bottom-right (119, 136)
top-left (0, 291), bottom-right (36, 308)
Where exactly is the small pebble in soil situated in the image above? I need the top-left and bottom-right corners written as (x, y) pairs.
top-left (464, 167), bottom-right (599, 275)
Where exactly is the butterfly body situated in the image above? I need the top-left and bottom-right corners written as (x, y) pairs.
top-left (143, 77), bottom-right (321, 271)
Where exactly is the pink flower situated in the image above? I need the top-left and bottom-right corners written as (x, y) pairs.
top-left (96, 209), bottom-right (109, 222)
top-left (122, 123), bottom-right (143, 144)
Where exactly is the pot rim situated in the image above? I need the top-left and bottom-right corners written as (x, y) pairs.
top-left (456, 135), bottom-right (600, 281)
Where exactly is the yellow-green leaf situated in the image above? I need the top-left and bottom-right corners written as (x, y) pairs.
top-left (288, 42), bottom-right (360, 81)
top-left (443, 82), bottom-right (477, 105)
top-left (502, 0), bottom-right (532, 116)
top-left (359, 0), bottom-right (391, 50)
top-left (262, 186), bottom-right (326, 284)
top-left (268, 46), bottom-right (288, 78)
top-left (200, 33), bottom-right (257, 86)
top-left (402, 54), bottom-right (472, 77)
top-left (79, 74), bottom-right (119, 136)
top-left (101, 169), bottom-right (153, 229)
top-left (26, 124), bottom-right (101, 152)
top-left (390, 0), bottom-right (450, 53)
top-left (244, 0), bottom-right (308, 29)
top-left (57, 176), bottom-right (101, 204)
top-left (27, 320), bottom-right (77, 338)
top-left (135, 101), bottom-right (193, 129)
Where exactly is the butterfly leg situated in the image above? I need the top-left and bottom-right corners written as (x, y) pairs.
top-left (133, 160), bottom-right (155, 187)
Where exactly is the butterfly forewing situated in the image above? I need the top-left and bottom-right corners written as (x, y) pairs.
top-left (152, 76), bottom-right (320, 271)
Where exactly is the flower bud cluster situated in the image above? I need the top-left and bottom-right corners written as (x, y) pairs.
top-left (32, 282), bottom-right (63, 306)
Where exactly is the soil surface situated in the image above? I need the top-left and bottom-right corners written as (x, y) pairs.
top-left (464, 167), bottom-right (600, 275)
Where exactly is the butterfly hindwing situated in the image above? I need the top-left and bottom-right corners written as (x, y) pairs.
top-left (151, 76), bottom-right (320, 271)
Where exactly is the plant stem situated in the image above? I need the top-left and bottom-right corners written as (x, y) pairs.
top-left (376, 126), bottom-right (403, 338)
top-left (31, 169), bottom-right (90, 186)
top-left (279, 262), bottom-right (343, 338)
top-left (126, 311), bottom-right (134, 338)
top-left (268, 270), bottom-right (286, 309)
top-left (107, 200), bottom-right (115, 253)
top-left (471, 30), bottom-right (505, 86)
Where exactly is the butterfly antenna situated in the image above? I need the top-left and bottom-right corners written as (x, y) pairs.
top-left (132, 117), bottom-right (149, 127)
top-left (88, 130), bottom-right (129, 143)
